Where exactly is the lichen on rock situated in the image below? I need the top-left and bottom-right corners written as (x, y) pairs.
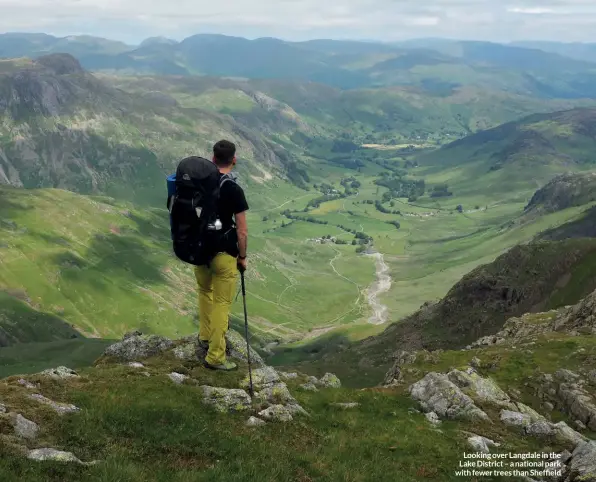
top-left (29, 394), bottom-right (80, 415)
top-left (200, 386), bottom-right (251, 413)
top-left (103, 333), bottom-right (174, 361)
top-left (258, 405), bottom-right (293, 422)
top-left (40, 366), bottom-right (79, 380)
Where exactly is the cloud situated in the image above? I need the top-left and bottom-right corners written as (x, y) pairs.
top-left (0, 0), bottom-right (595, 42)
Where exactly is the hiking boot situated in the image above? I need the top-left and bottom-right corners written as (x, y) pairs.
top-left (204, 360), bottom-right (237, 371)
top-left (198, 339), bottom-right (209, 350)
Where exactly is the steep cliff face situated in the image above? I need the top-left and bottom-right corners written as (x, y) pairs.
top-left (0, 54), bottom-right (307, 201)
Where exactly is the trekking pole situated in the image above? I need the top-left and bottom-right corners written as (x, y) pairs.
top-left (240, 270), bottom-right (254, 397)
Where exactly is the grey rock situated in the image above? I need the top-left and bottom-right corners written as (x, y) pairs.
top-left (258, 405), bottom-right (293, 422)
top-left (544, 402), bottom-right (555, 411)
top-left (40, 366), bottom-right (78, 379)
top-left (383, 351), bottom-right (417, 386)
top-left (168, 372), bottom-right (188, 385)
top-left (552, 421), bottom-right (587, 447)
top-left (467, 435), bottom-right (500, 454)
top-left (317, 373), bottom-right (341, 388)
top-left (200, 386), bottom-right (251, 413)
top-left (525, 420), bottom-right (554, 437)
top-left (173, 343), bottom-right (198, 361)
top-left (307, 376), bottom-right (319, 385)
top-left (587, 370), bottom-right (596, 385)
top-left (241, 366), bottom-right (280, 391)
top-left (556, 383), bottom-right (596, 431)
top-left (470, 357), bottom-right (482, 369)
top-left (425, 412), bottom-right (441, 425)
top-left (123, 330), bottom-right (143, 340)
top-left (559, 450), bottom-right (573, 464)
top-left (27, 448), bottom-right (98, 466)
top-left (555, 369), bottom-right (581, 383)
top-left (0, 403), bottom-right (6, 414)
top-left (29, 394), bottom-right (80, 414)
top-left (567, 440), bottom-right (596, 481)
top-left (447, 368), bottom-right (511, 406)
top-left (103, 334), bottom-right (174, 361)
top-left (332, 403), bottom-right (360, 409)
top-left (300, 382), bottom-right (318, 392)
top-left (409, 372), bottom-right (490, 422)
top-left (514, 402), bottom-right (546, 422)
top-left (11, 413), bottom-right (39, 440)
top-left (225, 329), bottom-right (265, 367)
top-left (500, 410), bottom-right (532, 427)
top-left (279, 372), bottom-right (298, 380)
top-left (246, 416), bottom-right (266, 427)
top-left (128, 362), bottom-right (144, 368)
top-left (575, 420), bottom-right (587, 431)
top-left (18, 379), bottom-right (38, 390)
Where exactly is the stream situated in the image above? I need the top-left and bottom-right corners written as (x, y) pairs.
top-left (365, 252), bottom-right (392, 325)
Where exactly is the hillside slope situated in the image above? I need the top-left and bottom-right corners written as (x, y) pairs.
top-left (0, 54), bottom-right (313, 205)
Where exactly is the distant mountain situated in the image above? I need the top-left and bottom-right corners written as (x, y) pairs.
top-left (3, 33), bottom-right (596, 96)
top-left (512, 41), bottom-right (596, 63)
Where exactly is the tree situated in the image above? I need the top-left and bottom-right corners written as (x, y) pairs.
top-left (456, 205), bottom-right (463, 213)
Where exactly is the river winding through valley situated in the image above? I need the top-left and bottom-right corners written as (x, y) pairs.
top-left (365, 252), bottom-right (392, 324)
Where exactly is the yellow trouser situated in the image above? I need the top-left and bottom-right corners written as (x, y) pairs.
top-left (194, 253), bottom-right (238, 365)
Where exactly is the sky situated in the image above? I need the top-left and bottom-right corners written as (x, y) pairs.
top-left (1, 0), bottom-right (596, 44)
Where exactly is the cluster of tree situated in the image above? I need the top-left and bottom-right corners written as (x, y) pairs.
top-left (375, 177), bottom-right (425, 201)
top-left (340, 177), bottom-right (361, 190)
top-left (375, 201), bottom-right (401, 215)
top-left (328, 157), bottom-right (366, 170)
top-left (331, 140), bottom-right (360, 153)
top-left (430, 184), bottom-right (453, 198)
top-left (282, 210), bottom-right (329, 225)
top-left (404, 160), bottom-right (419, 168)
top-left (387, 220), bottom-right (401, 229)
top-left (456, 205), bottom-right (463, 213)
top-left (285, 161), bottom-right (310, 189)
top-left (306, 193), bottom-right (345, 209)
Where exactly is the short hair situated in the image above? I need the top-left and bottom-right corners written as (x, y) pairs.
top-left (213, 140), bottom-right (236, 167)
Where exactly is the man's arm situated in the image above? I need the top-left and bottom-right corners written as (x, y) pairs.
top-left (235, 211), bottom-right (248, 258)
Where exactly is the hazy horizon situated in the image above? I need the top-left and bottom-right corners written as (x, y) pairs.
top-left (1, 0), bottom-right (595, 45)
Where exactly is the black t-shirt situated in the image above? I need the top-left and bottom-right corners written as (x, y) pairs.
top-left (217, 178), bottom-right (248, 256)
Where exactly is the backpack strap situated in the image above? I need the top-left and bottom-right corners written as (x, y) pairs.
top-left (219, 172), bottom-right (238, 189)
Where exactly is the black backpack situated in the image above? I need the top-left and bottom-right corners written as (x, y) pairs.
top-left (166, 156), bottom-right (237, 266)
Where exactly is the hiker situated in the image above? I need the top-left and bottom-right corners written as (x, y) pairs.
top-left (194, 140), bottom-right (249, 371)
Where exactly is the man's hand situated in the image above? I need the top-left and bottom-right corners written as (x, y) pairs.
top-left (237, 257), bottom-right (247, 273)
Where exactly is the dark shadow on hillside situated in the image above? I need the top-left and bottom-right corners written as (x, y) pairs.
top-left (538, 206), bottom-right (596, 241)
top-left (0, 189), bottom-right (34, 218)
top-left (128, 211), bottom-right (170, 243)
top-left (52, 232), bottom-right (166, 292)
top-left (0, 292), bottom-right (83, 347)
top-left (30, 230), bottom-right (71, 247)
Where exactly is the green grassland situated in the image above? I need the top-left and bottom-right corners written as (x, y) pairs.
top-left (0, 336), bottom-right (586, 482)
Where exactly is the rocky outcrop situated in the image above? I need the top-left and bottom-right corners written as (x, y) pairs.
top-left (246, 416), bottom-right (266, 427)
top-left (565, 440), bottom-right (596, 482)
top-left (168, 372), bottom-right (189, 385)
top-left (40, 366), bottom-right (79, 380)
top-left (9, 413), bottom-right (39, 440)
top-left (241, 366), bottom-right (280, 391)
top-left (27, 448), bottom-right (98, 466)
top-left (258, 405), bottom-right (293, 423)
top-left (447, 368), bottom-right (511, 407)
top-left (409, 372), bottom-right (490, 422)
top-left (467, 435), bottom-right (499, 454)
top-left (383, 351), bottom-right (417, 386)
top-left (103, 333), bottom-right (174, 361)
top-left (200, 386), bottom-right (252, 413)
top-left (29, 394), bottom-right (80, 415)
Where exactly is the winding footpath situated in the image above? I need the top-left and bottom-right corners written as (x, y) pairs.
top-left (365, 253), bottom-right (392, 325)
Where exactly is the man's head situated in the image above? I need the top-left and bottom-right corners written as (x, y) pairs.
top-left (213, 140), bottom-right (236, 170)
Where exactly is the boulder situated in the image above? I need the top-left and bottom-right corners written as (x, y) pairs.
top-left (575, 420), bottom-right (587, 431)
top-left (500, 410), bottom-right (532, 428)
top-left (18, 379), bottom-right (38, 390)
top-left (425, 412), bottom-right (441, 425)
top-left (173, 343), bottom-right (199, 361)
top-left (10, 414), bottom-right (39, 440)
top-left (514, 402), bottom-right (546, 422)
top-left (383, 351), bottom-right (417, 386)
top-left (587, 370), bottom-right (596, 385)
top-left (552, 421), bottom-right (587, 447)
top-left (200, 386), bottom-right (251, 413)
top-left (467, 435), bottom-right (499, 454)
top-left (317, 373), bottom-right (341, 389)
top-left (255, 383), bottom-right (307, 416)
top-left (258, 405), bottom-right (293, 422)
top-left (128, 362), bottom-right (144, 368)
top-left (241, 366), bottom-right (280, 391)
top-left (279, 372), bottom-right (298, 380)
top-left (556, 383), bottom-right (596, 431)
top-left (300, 382), bottom-right (318, 392)
top-left (409, 373), bottom-right (490, 422)
top-left (567, 441), bottom-right (596, 482)
top-left (39, 366), bottom-right (79, 380)
top-left (525, 420), bottom-right (554, 437)
top-left (246, 416), bottom-right (266, 427)
top-left (103, 334), bottom-right (173, 361)
top-left (29, 394), bottom-right (80, 415)
top-left (27, 448), bottom-right (97, 466)
top-left (0, 403), bottom-right (6, 414)
top-left (447, 368), bottom-right (511, 406)
top-left (168, 372), bottom-right (188, 385)
top-left (225, 330), bottom-right (265, 367)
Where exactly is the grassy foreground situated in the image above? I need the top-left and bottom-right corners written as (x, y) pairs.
top-left (0, 342), bottom-right (574, 482)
